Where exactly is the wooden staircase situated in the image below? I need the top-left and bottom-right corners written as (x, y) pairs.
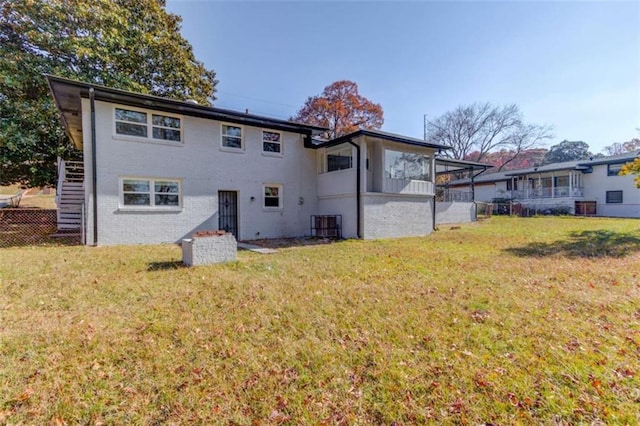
top-left (56, 159), bottom-right (85, 232)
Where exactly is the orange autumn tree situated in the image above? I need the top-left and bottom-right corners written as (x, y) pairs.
top-left (291, 80), bottom-right (383, 138)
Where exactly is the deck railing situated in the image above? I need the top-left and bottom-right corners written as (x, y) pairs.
top-left (509, 186), bottom-right (583, 200)
top-left (436, 189), bottom-right (473, 202)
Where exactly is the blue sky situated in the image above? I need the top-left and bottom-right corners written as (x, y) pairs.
top-left (166, 0), bottom-right (639, 153)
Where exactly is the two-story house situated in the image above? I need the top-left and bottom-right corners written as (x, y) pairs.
top-left (49, 76), bottom-right (483, 246)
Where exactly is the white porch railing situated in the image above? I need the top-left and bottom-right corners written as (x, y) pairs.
top-left (383, 178), bottom-right (434, 195)
top-left (437, 189), bottom-right (473, 202)
top-left (510, 186), bottom-right (583, 200)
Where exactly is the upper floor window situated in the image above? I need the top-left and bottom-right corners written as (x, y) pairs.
top-left (606, 190), bottom-right (623, 204)
top-left (222, 124), bottom-right (243, 149)
top-left (385, 150), bottom-right (430, 181)
top-left (262, 130), bottom-right (282, 154)
top-left (120, 177), bottom-right (181, 208)
top-left (608, 163), bottom-right (623, 176)
top-left (327, 146), bottom-right (353, 172)
top-left (115, 107), bottom-right (181, 142)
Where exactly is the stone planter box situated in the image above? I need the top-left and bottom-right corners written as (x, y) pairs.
top-left (182, 230), bottom-right (237, 266)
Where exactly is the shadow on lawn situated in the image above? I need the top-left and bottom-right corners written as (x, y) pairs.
top-left (147, 260), bottom-right (187, 271)
top-left (505, 229), bottom-right (640, 258)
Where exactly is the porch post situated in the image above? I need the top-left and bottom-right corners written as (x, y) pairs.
top-left (551, 171), bottom-right (555, 198)
top-left (569, 172), bottom-right (573, 197)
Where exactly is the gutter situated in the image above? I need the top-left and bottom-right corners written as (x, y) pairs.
top-left (471, 166), bottom-right (490, 220)
top-left (89, 88), bottom-right (98, 245)
top-left (347, 140), bottom-right (362, 238)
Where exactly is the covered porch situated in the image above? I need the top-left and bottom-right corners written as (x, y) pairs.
top-left (505, 169), bottom-right (585, 201)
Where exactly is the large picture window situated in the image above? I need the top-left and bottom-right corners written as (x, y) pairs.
top-left (327, 146), bottom-right (353, 172)
top-left (385, 150), bottom-right (430, 181)
top-left (222, 124), bottom-right (243, 149)
top-left (115, 107), bottom-right (181, 142)
top-left (121, 178), bottom-right (181, 208)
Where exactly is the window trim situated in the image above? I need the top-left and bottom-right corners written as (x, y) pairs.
top-left (607, 163), bottom-right (623, 177)
top-left (326, 145), bottom-right (353, 173)
top-left (261, 129), bottom-right (283, 156)
top-left (118, 177), bottom-right (183, 210)
top-left (384, 148), bottom-right (431, 181)
top-left (113, 105), bottom-right (183, 144)
top-left (220, 123), bottom-right (245, 152)
top-left (263, 184), bottom-right (283, 210)
top-left (605, 190), bottom-right (623, 204)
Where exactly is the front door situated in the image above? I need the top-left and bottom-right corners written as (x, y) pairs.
top-left (218, 191), bottom-right (238, 238)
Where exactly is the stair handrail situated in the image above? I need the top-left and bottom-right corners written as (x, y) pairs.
top-left (56, 157), bottom-right (66, 207)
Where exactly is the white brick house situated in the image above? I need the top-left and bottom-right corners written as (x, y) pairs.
top-left (448, 151), bottom-right (640, 217)
top-left (48, 76), bottom-right (484, 245)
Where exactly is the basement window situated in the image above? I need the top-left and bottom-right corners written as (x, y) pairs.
top-left (606, 190), bottom-right (623, 204)
top-left (264, 185), bottom-right (282, 209)
top-left (120, 177), bottom-right (181, 209)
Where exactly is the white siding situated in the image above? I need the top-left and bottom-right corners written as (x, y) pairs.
top-left (582, 164), bottom-right (640, 218)
top-left (86, 100), bottom-right (318, 245)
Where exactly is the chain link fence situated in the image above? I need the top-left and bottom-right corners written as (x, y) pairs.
top-left (0, 209), bottom-right (81, 248)
top-left (491, 202), bottom-right (573, 217)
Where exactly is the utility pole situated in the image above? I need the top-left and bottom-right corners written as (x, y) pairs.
top-left (423, 114), bottom-right (428, 141)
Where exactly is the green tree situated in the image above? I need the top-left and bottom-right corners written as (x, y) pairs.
top-left (542, 140), bottom-right (593, 165)
top-left (0, 0), bottom-right (217, 187)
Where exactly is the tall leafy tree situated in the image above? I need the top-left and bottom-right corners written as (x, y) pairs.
top-left (426, 102), bottom-right (553, 171)
top-left (291, 80), bottom-right (383, 139)
top-left (542, 140), bottom-right (594, 165)
top-left (0, 0), bottom-right (217, 187)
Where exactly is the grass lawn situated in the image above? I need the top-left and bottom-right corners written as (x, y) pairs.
top-left (1, 217), bottom-right (639, 424)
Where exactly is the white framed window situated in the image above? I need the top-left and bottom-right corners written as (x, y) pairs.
top-left (326, 145), bottom-right (353, 172)
top-left (385, 149), bottom-right (431, 181)
top-left (114, 107), bottom-right (182, 143)
top-left (120, 177), bottom-right (182, 209)
top-left (263, 184), bottom-right (282, 209)
top-left (262, 130), bottom-right (282, 154)
top-left (221, 124), bottom-right (243, 150)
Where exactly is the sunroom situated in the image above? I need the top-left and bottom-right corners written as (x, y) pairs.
top-left (310, 129), bottom-right (450, 239)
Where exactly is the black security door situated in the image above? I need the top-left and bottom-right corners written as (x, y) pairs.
top-left (218, 191), bottom-right (238, 238)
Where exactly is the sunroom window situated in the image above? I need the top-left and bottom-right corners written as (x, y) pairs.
top-left (385, 150), bottom-right (430, 181)
top-left (327, 146), bottom-right (352, 172)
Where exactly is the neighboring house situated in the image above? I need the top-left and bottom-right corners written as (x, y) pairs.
top-left (48, 76), bottom-right (487, 246)
top-left (448, 151), bottom-right (640, 217)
